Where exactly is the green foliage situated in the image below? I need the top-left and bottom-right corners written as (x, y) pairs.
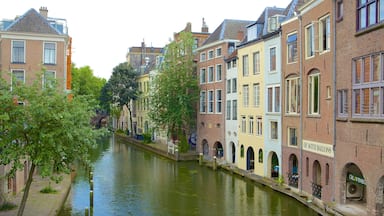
top-left (0, 202), bottom-right (17, 211)
top-left (0, 76), bottom-right (107, 183)
top-left (142, 132), bottom-right (152, 144)
top-left (71, 64), bottom-right (106, 103)
top-left (149, 32), bottom-right (199, 145)
top-left (107, 62), bottom-right (138, 107)
top-left (39, 182), bottom-right (57, 194)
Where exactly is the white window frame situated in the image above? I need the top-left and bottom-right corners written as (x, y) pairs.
top-left (267, 85), bottom-right (281, 113)
top-left (208, 66), bottom-right (214, 83)
top-left (241, 116), bottom-right (246, 133)
top-left (226, 100), bottom-right (231, 120)
top-left (253, 83), bottom-right (260, 108)
top-left (43, 70), bottom-right (56, 88)
top-left (11, 40), bottom-right (25, 63)
top-left (243, 85), bottom-right (249, 107)
top-left (208, 90), bottom-right (214, 113)
top-left (200, 68), bottom-right (206, 84)
top-left (200, 52), bottom-right (206, 62)
top-left (208, 50), bottom-right (214, 60)
top-left (305, 24), bottom-right (315, 58)
top-left (11, 69), bottom-right (25, 90)
top-left (287, 32), bottom-right (298, 63)
top-left (256, 117), bottom-right (263, 136)
top-left (216, 89), bottom-right (222, 113)
top-left (216, 47), bottom-right (222, 57)
top-left (288, 127), bottom-right (297, 146)
top-left (200, 91), bottom-right (207, 113)
top-left (319, 15), bottom-right (331, 53)
top-left (43, 42), bottom-right (57, 65)
top-left (286, 77), bottom-right (301, 114)
top-left (270, 121), bottom-right (278, 140)
top-left (242, 55), bottom-right (249, 76)
top-left (269, 46), bottom-right (277, 72)
top-left (216, 64), bottom-right (222, 81)
top-left (249, 116), bottom-right (254, 134)
top-left (308, 72), bottom-right (320, 115)
top-left (253, 51), bottom-right (260, 75)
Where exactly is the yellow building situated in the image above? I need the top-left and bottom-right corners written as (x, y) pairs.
top-left (237, 38), bottom-right (265, 176)
top-left (136, 73), bottom-right (150, 135)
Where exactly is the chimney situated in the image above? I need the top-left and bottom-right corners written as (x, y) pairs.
top-left (201, 18), bottom-right (209, 33)
top-left (237, 30), bottom-right (244, 41)
top-left (39, 6), bottom-right (48, 18)
top-left (184, 22), bottom-right (192, 32)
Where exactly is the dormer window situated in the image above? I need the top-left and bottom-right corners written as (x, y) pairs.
top-left (247, 24), bottom-right (258, 41)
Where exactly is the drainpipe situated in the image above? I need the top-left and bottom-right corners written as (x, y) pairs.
top-left (298, 13), bottom-right (303, 194)
top-left (332, 0), bottom-right (337, 202)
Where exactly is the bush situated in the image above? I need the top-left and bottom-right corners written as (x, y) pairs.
top-left (0, 202), bottom-right (17, 211)
top-left (143, 133), bottom-right (152, 144)
top-left (40, 183), bottom-right (57, 194)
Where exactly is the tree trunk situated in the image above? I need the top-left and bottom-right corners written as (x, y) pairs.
top-left (17, 163), bottom-right (36, 216)
top-left (128, 106), bottom-right (134, 137)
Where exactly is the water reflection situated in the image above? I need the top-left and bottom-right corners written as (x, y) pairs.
top-left (60, 135), bottom-right (318, 216)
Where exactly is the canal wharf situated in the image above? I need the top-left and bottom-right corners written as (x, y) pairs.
top-left (117, 133), bottom-right (366, 216)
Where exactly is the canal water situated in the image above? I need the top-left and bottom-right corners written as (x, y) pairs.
top-left (59, 135), bottom-right (318, 216)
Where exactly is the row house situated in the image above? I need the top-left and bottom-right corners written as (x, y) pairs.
top-left (335, 0), bottom-right (384, 215)
top-left (281, 0), bottom-right (334, 204)
top-left (196, 19), bottom-right (253, 160)
top-left (142, 21), bottom-right (210, 145)
top-left (0, 7), bottom-right (71, 195)
top-left (122, 42), bottom-right (163, 132)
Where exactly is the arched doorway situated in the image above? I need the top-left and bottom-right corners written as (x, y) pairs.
top-left (202, 139), bottom-right (209, 156)
top-left (214, 142), bottom-right (224, 158)
top-left (288, 154), bottom-right (299, 188)
top-left (231, 142), bottom-right (236, 164)
top-left (269, 152), bottom-right (279, 178)
top-left (246, 147), bottom-right (255, 171)
top-left (312, 160), bottom-right (322, 199)
top-left (342, 163), bottom-right (366, 203)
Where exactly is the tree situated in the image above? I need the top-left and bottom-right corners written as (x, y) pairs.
top-left (107, 62), bottom-right (138, 135)
top-left (149, 32), bottom-right (199, 152)
top-left (71, 64), bottom-right (106, 102)
top-left (0, 77), bottom-right (106, 216)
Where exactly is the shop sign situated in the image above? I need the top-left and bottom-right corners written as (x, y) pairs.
top-left (302, 140), bottom-right (334, 158)
top-left (348, 172), bottom-right (365, 185)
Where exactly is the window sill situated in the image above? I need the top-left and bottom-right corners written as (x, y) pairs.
top-left (43, 63), bottom-right (56, 65)
top-left (307, 114), bottom-right (321, 118)
top-left (350, 117), bottom-right (384, 124)
top-left (11, 62), bottom-right (25, 64)
top-left (284, 113), bottom-right (301, 117)
top-left (336, 117), bottom-right (348, 122)
top-left (356, 22), bottom-right (384, 37)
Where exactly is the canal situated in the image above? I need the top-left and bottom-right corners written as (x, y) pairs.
top-left (59, 135), bottom-right (319, 216)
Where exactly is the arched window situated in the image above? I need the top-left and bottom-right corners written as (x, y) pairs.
top-left (240, 145), bottom-right (244, 158)
top-left (258, 149), bottom-right (263, 163)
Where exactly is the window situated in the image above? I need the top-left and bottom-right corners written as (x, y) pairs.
top-left (253, 51), bottom-right (260, 74)
top-left (337, 89), bottom-right (348, 117)
top-left (240, 145), bottom-right (244, 157)
top-left (242, 55), bottom-right (249, 76)
top-left (253, 83), bottom-right (260, 107)
top-left (319, 16), bottom-right (331, 52)
top-left (357, 0), bottom-right (384, 30)
top-left (270, 47), bottom-right (276, 71)
top-left (232, 59), bottom-right (237, 67)
top-left (305, 24), bottom-right (315, 58)
top-left (43, 71), bottom-right (56, 88)
top-left (216, 48), bottom-right (222, 57)
top-left (232, 78), bottom-right (237, 93)
top-left (287, 33), bottom-right (298, 63)
top-left (288, 127), bottom-right (297, 146)
top-left (216, 89), bottom-right (222, 113)
top-left (232, 100), bottom-right (237, 120)
top-left (306, 157), bottom-right (309, 177)
top-left (267, 86), bottom-right (280, 112)
top-left (200, 68), bottom-right (206, 83)
top-left (208, 90), bottom-right (214, 113)
top-left (249, 116), bottom-right (254, 134)
top-left (216, 64), bottom-right (222, 81)
top-left (241, 116), bottom-right (246, 133)
top-left (336, 0), bottom-right (343, 20)
top-left (208, 66), bottom-right (214, 82)
top-left (208, 50), bottom-right (214, 59)
top-left (256, 117), bottom-right (263, 136)
top-left (352, 52), bottom-right (384, 118)
top-left (226, 100), bottom-right (231, 120)
top-left (270, 121), bottom-right (278, 140)
top-left (193, 38), bottom-right (199, 50)
top-left (227, 61), bottom-right (231, 70)
top-left (308, 71), bottom-right (320, 115)
top-left (200, 52), bottom-right (206, 62)
top-left (44, 42), bottom-right (56, 64)
top-left (227, 79), bottom-right (231, 93)
top-left (258, 149), bottom-right (263, 163)
top-left (326, 163), bottom-right (330, 185)
top-left (12, 40), bottom-right (25, 63)
top-left (243, 85), bottom-right (249, 107)
top-left (11, 69), bottom-right (25, 89)
top-left (286, 77), bottom-right (300, 114)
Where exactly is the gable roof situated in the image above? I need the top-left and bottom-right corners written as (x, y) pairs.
top-left (5, 8), bottom-right (61, 35)
top-left (202, 19), bottom-right (254, 46)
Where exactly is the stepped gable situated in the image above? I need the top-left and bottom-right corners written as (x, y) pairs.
top-left (5, 8), bottom-right (60, 35)
top-left (202, 19), bottom-right (253, 46)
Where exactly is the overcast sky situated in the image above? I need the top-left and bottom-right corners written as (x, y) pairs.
top-left (2, 0), bottom-right (291, 79)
